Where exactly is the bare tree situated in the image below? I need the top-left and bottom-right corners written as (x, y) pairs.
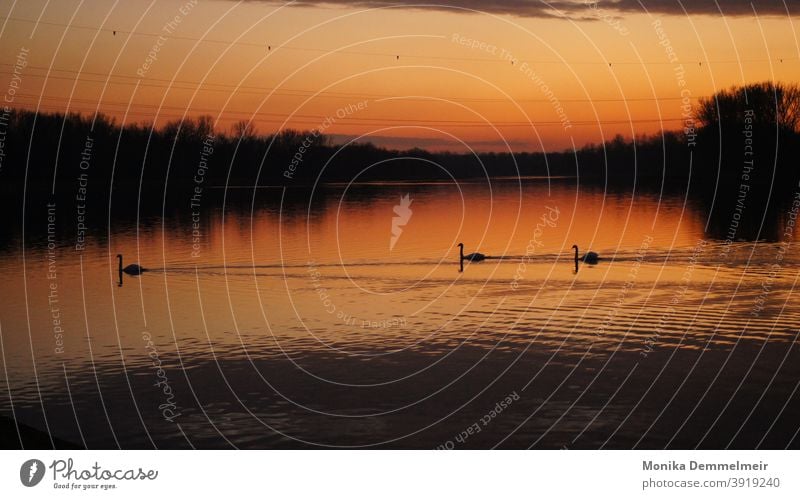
top-left (193, 115), bottom-right (215, 139)
top-left (231, 120), bottom-right (257, 140)
top-left (697, 81), bottom-right (800, 132)
top-left (161, 115), bottom-right (215, 141)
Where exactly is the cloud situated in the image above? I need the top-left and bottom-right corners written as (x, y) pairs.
top-left (276, 0), bottom-right (794, 18)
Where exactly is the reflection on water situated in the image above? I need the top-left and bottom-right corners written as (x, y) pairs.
top-left (1, 180), bottom-right (799, 449)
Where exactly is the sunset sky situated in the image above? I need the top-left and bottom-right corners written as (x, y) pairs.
top-left (1, 0), bottom-right (798, 152)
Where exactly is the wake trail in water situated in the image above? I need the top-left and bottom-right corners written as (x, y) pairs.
top-left (140, 249), bottom-right (750, 276)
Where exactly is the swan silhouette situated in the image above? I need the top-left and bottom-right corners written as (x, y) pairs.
top-left (117, 254), bottom-right (147, 276)
top-left (572, 245), bottom-right (599, 265)
top-left (458, 243), bottom-right (486, 272)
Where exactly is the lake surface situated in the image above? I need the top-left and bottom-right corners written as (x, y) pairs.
top-left (1, 179), bottom-right (799, 448)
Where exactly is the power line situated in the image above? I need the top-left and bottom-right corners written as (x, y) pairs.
top-left (11, 101), bottom-right (688, 127)
top-left (4, 16), bottom-right (453, 60)
top-left (15, 93), bottom-right (691, 123)
top-left (0, 64), bottom-right (704, 103)
top-left (2, 15), bottom-right (797, 66)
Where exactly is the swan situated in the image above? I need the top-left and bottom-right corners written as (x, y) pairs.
top-left (572, 245), bottom-right (599, 265)
top-left (458, 243), bottom-right (486, 272)
top-left (117, 254), bottom-right (147, 276)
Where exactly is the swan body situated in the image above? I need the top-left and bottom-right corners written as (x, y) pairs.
top-left (117, 254), bottom-right (147, 276)
top-left (464, 252), bottom-right (486, 262)
top-left (573, 245), bottom-right (599, 265)
top-left (458, 243), bottom-right (486, 271)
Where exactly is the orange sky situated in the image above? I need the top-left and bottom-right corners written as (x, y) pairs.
top-left (0, 0), bottom-right (798, 151)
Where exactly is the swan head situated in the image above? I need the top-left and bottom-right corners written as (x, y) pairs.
top-left (572, 245), bottom-right (578, 250)
top-left (116, 254), bottom-right (122, 259)
top-left (457, 243), bottom-right (464, 249)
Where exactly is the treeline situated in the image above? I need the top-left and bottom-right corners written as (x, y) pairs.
top-left (0, 81), bottom-right (797, 194)
top-left (0, 108), bottom-right (596, 188)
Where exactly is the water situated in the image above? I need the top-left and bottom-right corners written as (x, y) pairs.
top-left (1, 179), bottom-right (799, 448)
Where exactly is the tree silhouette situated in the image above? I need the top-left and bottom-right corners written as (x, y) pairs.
top-left (697, 81), bottom-right (800, 133)
top-left (231, 120), bottom-right (257, 140)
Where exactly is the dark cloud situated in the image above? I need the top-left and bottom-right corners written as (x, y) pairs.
top-left (280, 1), bottom-right (794, 18)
